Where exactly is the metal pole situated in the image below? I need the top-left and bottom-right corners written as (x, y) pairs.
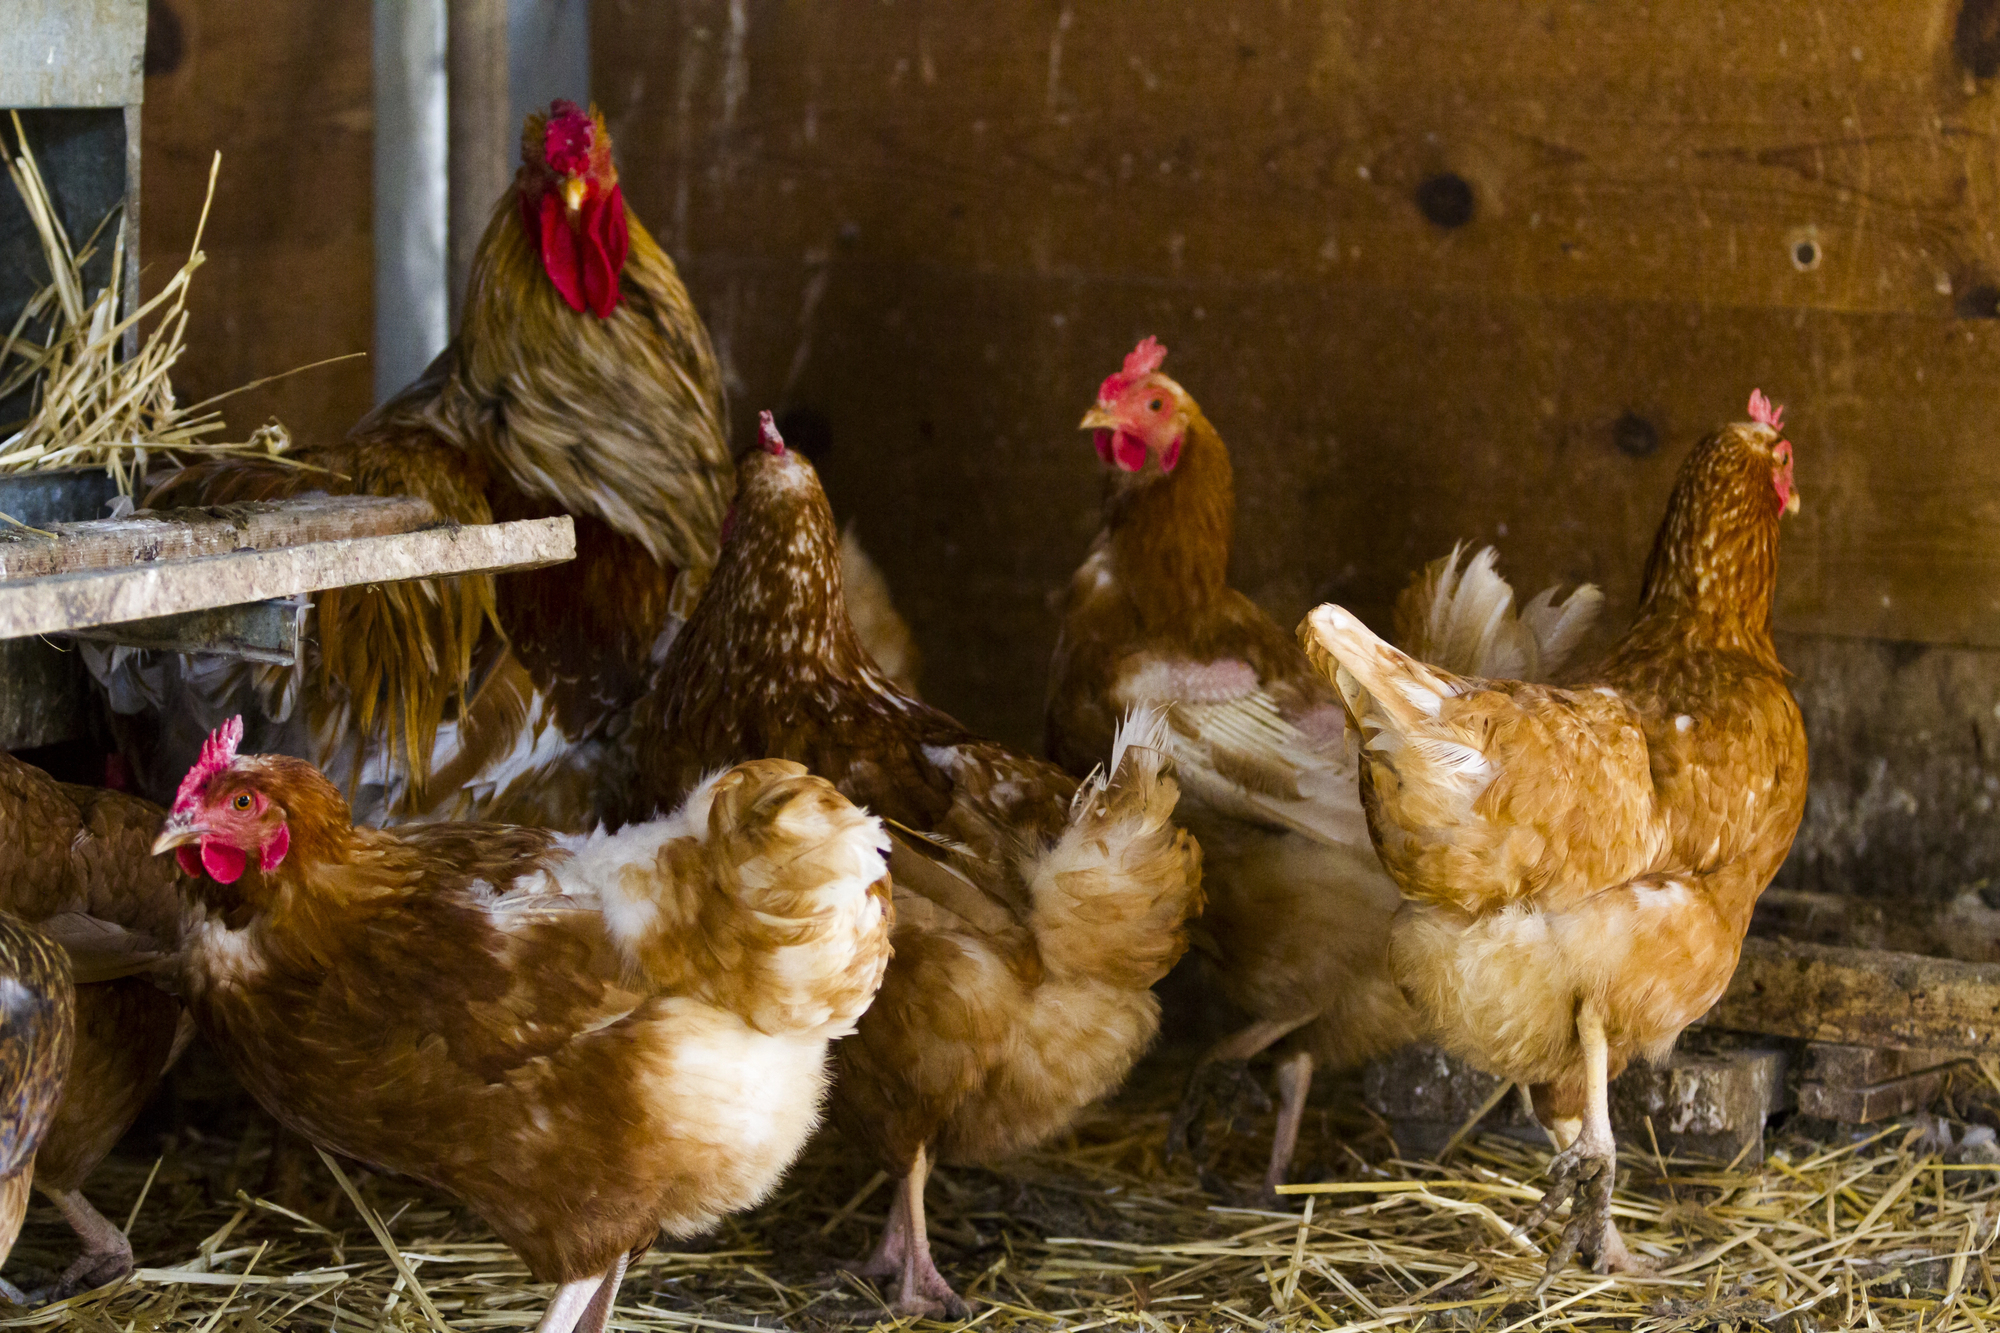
top-left (447, 0), bottom-right (510, 326)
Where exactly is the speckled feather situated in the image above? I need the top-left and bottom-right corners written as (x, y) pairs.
top-left (633, 439), bottom-right (1203, 1176)
top-left (0, 911), bottom-right (76, 1268)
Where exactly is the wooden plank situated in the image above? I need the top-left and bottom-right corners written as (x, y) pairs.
top-left (64, 596), bottom-right (305, 666)
top-left (139, 0), bottom-right (372, 445)
top-left (1709, 938), bottom-right (2000, 1053)
top-left (0, 516), bottom-right (575, 640)
top-left (0, 0), bottom-right (145, 108)
top-left (0, 495), bottom-right (442, 580)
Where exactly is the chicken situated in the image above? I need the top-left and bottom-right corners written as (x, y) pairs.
top-left (631, 414), bottom-right (1203, 1317)
top-left (150, 717), bottom-right (893, 1333)
top-left (0, 751), bottom-right (190, 1298)
top-left (98, 99), bottom-right (734, 833)
top-left (0, 913), bottom-right (73, 1304)
top-left (1046, 337), bottom-right (1601, 1193)
top-left (1298, 391), bottom-right (1807, 1280)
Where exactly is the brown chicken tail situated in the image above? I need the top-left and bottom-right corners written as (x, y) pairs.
top-left (1027, 708), bottom-right (1204, 989)
top-left (602, 759), bottom-right (894, 1041)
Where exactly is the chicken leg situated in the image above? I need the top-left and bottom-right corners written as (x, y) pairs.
top-left (1519, 999), bottom-right (1652, 1289)
top-left (1166, 1016), bottom-right (1310, 1170)
top-left (1266, 1049), bottom-right (1315, 1196)
top-left (536, 1250), bottom-right (629, 1333)
top-left (848, 1146), bottom-right (969, 1319)
top-left (42, 1188), bottom-right (132, 1298)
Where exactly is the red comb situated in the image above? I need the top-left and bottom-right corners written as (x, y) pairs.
top-left (1098, 336), bottom-right (1169, 402)
top-left (758, 411), bottom-right (787, 456)
top-left (1748, 389), bottom-right (1784, 433)
top-left (543, 100), bottom-right (594, 177)
top-left (172, 715), bottom-right (243, 815)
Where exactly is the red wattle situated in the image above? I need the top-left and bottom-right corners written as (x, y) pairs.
top-left (539, 191), bottom-right (585, 313)
top-left (1093, 429), bottom-right (1114, 464)
top-left (200, 840), bottom-right (247, 885)
top-left (1111, 431), bottom-right (1148, 473)
top-left (176, 845), bottom-right (203, 879)
top-left (259, 824), bottom-right (291, 873)
top-left (530, 185), bottom-right (630, 318)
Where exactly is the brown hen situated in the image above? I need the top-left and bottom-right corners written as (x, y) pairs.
top-left (632, 415), bottom-right (1203, 1317)
top-left (1047, 338), bottom-right (1599, 1193)
top-left (0, 752), bottom-right (188, 1299)
top-left (1300, 392), bottom-right (1807, 1281)
top-left (0, 912), bottom-right (73, 1304)
top-left (152, 720), bottom-right (893, 1333)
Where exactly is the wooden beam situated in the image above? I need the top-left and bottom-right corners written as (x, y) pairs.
top-left (0, 515), bottom-right (574, 640)
top-left (0, 495), bottom-right (442, 581)
top-left (1708, 937), bottom-right (2000, 1053)
top-left (447, 0), bottom-right (510, 323)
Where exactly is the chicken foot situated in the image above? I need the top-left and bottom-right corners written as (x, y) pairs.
top-left (846, 1146), bottom-right (970, 1319)
top-left (41, 1188), bottom-right (132, 1299)
top-left (1167, 1016), bottom-right (1310, 1166)
top-left (1518, 1000), bottom-right (1653, 1291)
top-left (536, 1250), bottom-right (629, 1333)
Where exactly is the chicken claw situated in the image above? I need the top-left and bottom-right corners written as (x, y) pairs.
top-left (1166, 1058), bottom-right (1272, 1166)
top-left (1518, 1142), bottom-right (1654, 1292)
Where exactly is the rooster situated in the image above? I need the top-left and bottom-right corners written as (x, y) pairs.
top-left (150, 718), bottom-right (893, 1333)
top-left (99, 100), bottom-right (733, 832)
top-left (0, 913), bottom-right (73, 1304)
top-left (631, 415), bottom-right (1202, 1317)
top-left (1299, 392), bottom-right (1807, 1280)
top-left (0, 751), bottom-right (190, 1298)
top-left (1047, 337), bottom-right (1601, 1194)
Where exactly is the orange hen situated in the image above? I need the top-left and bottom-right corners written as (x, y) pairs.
top-left (151, 719), bottom-right (893, 1333)
top-left (1299, 392), bottom-right (1807, 1280)
top-left (632, 415), bottom-right (1203, 1317)
top-left (1047, 338), bottom-right (1600, 1193)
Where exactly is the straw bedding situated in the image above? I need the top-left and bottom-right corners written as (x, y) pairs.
top-left (2, 1045), bottom-right (1990, 1333)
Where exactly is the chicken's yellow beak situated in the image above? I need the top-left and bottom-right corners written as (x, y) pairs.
top-left (1079, 405), bottom-right (1117, 432)
top-left (1784, 488), bottom-right (1801, 516)
top-left (151, 818), bottom-right (203, 855)
top-left (562, 176), bottom-right (587, 215)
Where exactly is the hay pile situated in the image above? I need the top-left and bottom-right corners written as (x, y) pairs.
top-left (3, 1051), bottom-right (1989, 1333)
top-left (0, 114), bottom-right (347, 496)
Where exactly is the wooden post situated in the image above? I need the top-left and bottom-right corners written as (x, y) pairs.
top-left (446, 0), bottom-right (510, 324)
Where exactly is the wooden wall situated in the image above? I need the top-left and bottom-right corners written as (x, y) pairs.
top-left (140, 0), bottom-right (372, 446)
top-left (595, 0), bottom-right (2000, 897)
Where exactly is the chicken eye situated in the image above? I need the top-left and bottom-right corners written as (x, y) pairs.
top-left (1147, 398), bottom-right (1163, 412)
top-left (232, 793), bottom-right (252, 811)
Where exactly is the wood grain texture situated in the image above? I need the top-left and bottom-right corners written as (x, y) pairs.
top-left (597, 0), bottom-right (2000, 751)
top-left (1713, 937), bottom-right (2000, 1052)
top-left (139, 0), bottom-right (372, 449)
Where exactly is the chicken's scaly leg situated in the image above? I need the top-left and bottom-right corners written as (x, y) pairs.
top-left (43, 1187), bottom-right (133, 1297)
top-left (572, 1250), bottom-right (629, 1333)
top-left (536, 1267), bottom-right (610, 1333)
top-left (844, 1177), bottom-right (910, 1279)
top-left (886, 1146), bottom-right (970, 1319)
top-left (1167, 1016), bottom-right (1311, 1166)
top-left (1519, 999), bottom-right (1652, 1289)
top-left (1265, 1049), bottom-right (1315, 1196)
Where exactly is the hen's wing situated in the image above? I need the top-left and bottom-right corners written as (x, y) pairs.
top-left (1301, 604), bottom-right (1663, 916)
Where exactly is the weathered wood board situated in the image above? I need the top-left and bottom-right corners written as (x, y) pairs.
top-left (0, 495), bottom-right (440, 581)
top-left (597, 0), bottom-right (2000, 755)
top-left (1710, 937), bottom-right (2000, 1053)
top-left (0, 516), bottom-right (574, 641)
top-left (139, 0), bottom-right (373, 446)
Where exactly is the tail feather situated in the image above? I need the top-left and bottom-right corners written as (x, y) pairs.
top-left (1392, 542), bottom-right (1603, 681)
top-left (585, 759), bottom-right (893, 1039)
top-left (1034, 706), bottom-right (1202, 989)
top-left (1301, 604), bottom-right (1468, 753)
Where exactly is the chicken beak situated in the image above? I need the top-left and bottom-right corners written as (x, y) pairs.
top-left (562, 176), bottom-right (587, 215)
top-left (151, 818), bottom-right (204, 855)
top-left (1079, 405), bottom-right (1117, 431)
top-left (1784, 488), bottom-right (1801, 516)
